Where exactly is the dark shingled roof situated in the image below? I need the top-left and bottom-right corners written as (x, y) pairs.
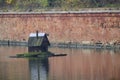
top-left (28, 32), bottom-right (50, 47)
top-left (28, 37), bottom-right (44, 47)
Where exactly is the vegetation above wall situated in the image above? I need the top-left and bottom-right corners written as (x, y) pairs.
top-left (0, 0), bottom-right (120, 11)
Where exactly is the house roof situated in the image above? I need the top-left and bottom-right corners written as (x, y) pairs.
top-left (28, 32), bottom-right (50, 47)
top-left (29, 32), bottom-right (45, 37)
top-left (28, 37), bottom-right (43, 47)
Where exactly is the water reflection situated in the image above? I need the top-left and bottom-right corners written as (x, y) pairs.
top-left (0, 46), bottom-right (120, 80)
top-left (29, 58), bottom-right (48, 80)
top-left (48, 48), bottom-right (120, 80)
top-left (0, 46), bottom-right (30, 80)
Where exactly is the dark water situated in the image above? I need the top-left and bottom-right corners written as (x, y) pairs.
top-left (0, 46), bottom-right (120, 80)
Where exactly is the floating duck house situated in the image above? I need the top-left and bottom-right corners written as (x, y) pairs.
top-left (28, 31), bottom-right (50, 52)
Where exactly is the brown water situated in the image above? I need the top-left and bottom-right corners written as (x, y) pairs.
top-left (0, 46), bottom-right (30, 80)
top-left (0, 46), bottom-right (120, 80)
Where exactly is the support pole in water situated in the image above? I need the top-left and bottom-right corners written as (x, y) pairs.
top-left (8, 40), bottom-right (10, 46)
top-left (36, 30), bottom-right (38, 39)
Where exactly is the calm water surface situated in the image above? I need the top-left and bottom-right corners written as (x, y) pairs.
top-left (0, 46), bottom-right (120, 80)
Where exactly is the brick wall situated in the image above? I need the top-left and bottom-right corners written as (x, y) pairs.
top-left (0, 12), bottom-right (119, 44)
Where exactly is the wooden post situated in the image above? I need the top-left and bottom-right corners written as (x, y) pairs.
top-left (36, 30), bottom-right (38, 39)
top-left (8, 40), bottom-right (10, 46)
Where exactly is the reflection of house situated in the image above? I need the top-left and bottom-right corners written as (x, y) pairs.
top-left (29, 59), bottom-right (48, 80)
top-left (28, 31), bottom-right (50, 52)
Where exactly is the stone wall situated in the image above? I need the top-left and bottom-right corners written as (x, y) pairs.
top-left (0, 11), bottom-right (120, 44)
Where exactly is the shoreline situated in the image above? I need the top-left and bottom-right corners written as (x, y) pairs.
top-left (50, 42), bottom-right (120, 49)
top-left (0, 40), bottom-right (119, 49)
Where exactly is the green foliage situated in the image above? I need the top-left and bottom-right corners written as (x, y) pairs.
top-left (6, 0), bottom-right (12, 4)
top-left (40, 0), bottom-right (48, 7)
top-left (16, 51), bottom-right (53, 58)
top-left (0, 0), bottom-right (2, 3)
top-left (17, 52), bottom-right (45, 58)
top-left (0, 0), bottom-right (4, 5)
top-left (0, 0), bottom-right (120, 11)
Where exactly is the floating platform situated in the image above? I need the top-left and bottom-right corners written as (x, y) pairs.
top-left (51, 54), bottom-right (67, 57)
top-left (10, 51), bottom-right (67, 58)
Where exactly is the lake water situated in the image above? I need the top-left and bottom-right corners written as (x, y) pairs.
top-left (0, 46), bottom-right (120, 80)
